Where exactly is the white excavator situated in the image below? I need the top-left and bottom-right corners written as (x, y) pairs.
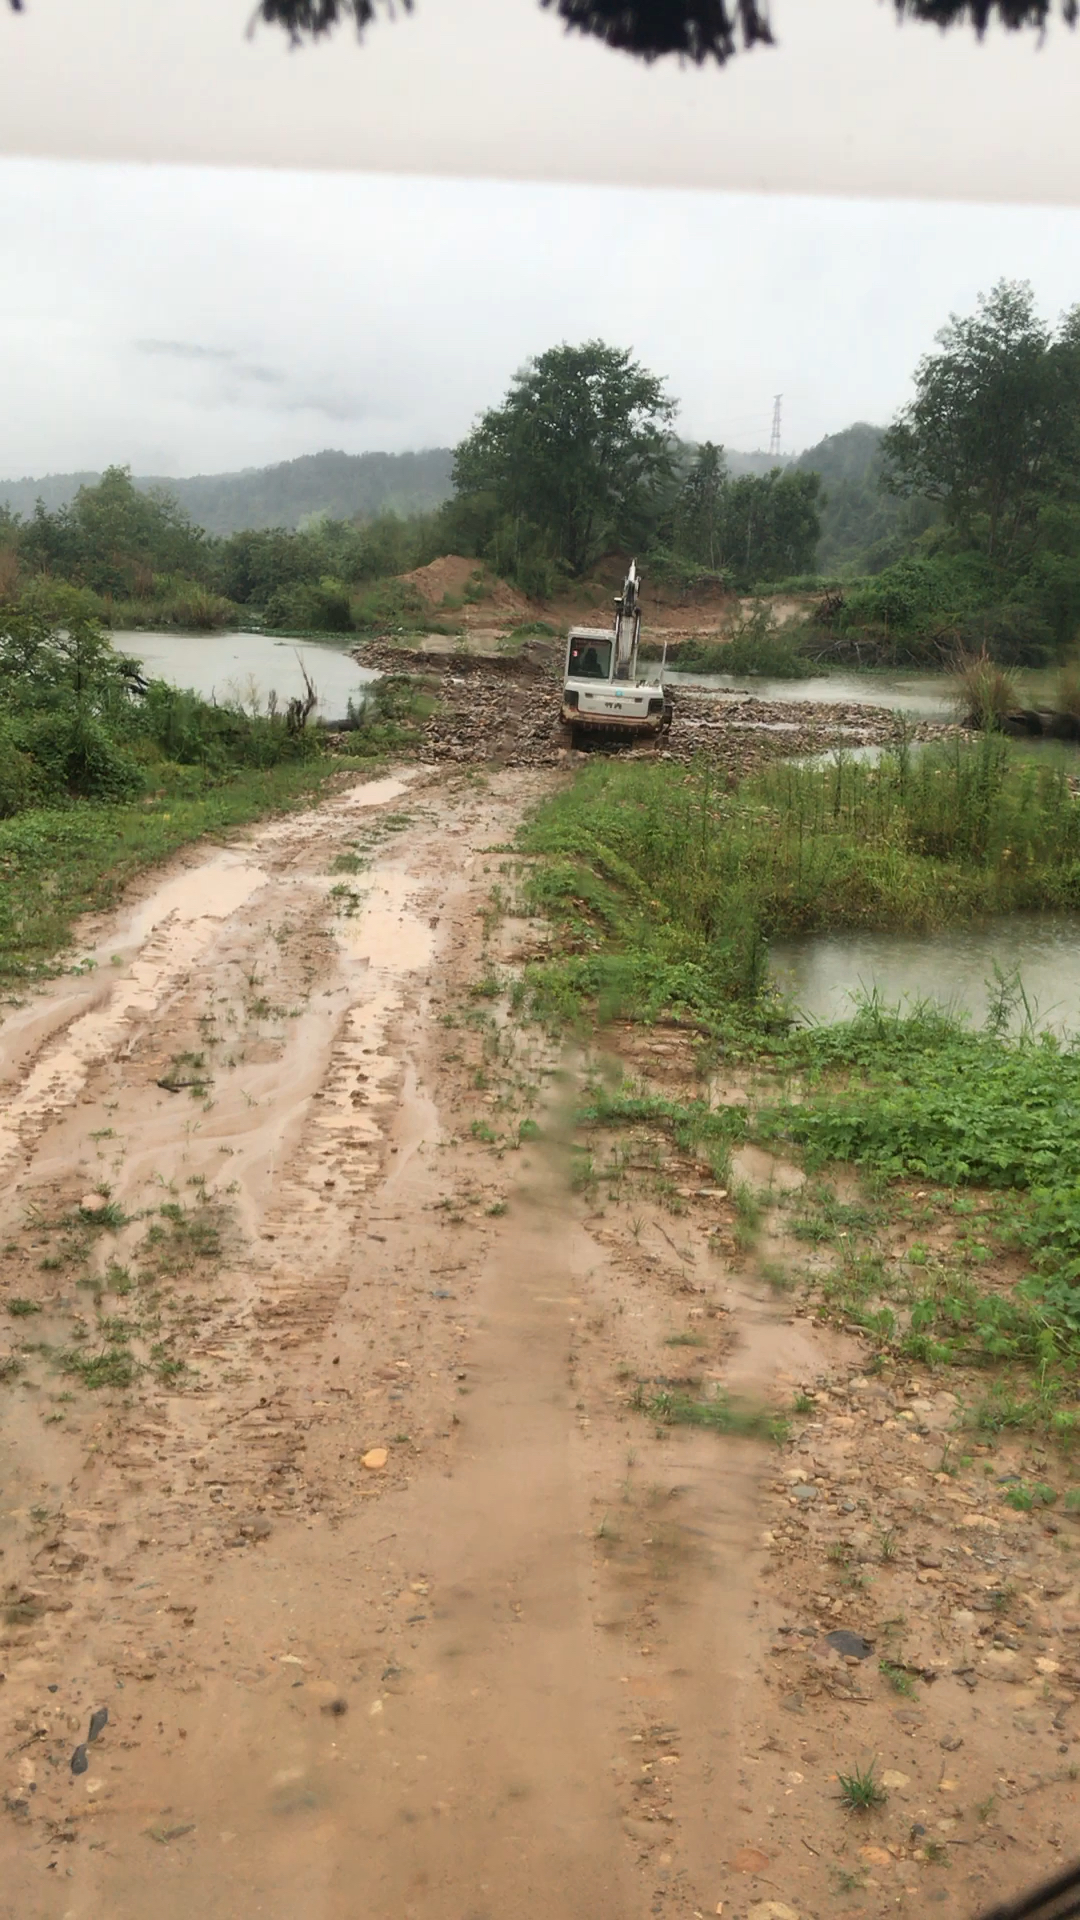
top-left (559, 561), bottom-right (671, 749)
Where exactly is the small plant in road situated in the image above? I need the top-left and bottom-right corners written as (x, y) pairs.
top-left (837, 1760), bottom-right (887, 1812)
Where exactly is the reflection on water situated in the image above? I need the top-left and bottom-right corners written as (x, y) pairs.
top-left (771, 916), bottom-right (1080, 1034)
top-left (124, 629), bottom-right (377, 719)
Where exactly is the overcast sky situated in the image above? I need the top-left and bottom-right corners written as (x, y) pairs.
top-left (2, 0), bottom-right (1080, 480)
top-left (4, 159), bottom-right (1080, 479)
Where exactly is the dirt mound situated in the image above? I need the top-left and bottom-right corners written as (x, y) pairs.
top-left (550, 567), bottom-right (741, 637)
top-left (397, 554), bottom-right (535, 628)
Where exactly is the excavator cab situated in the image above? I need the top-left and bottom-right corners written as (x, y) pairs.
top-left (560, 561), bottom-right (671, 748)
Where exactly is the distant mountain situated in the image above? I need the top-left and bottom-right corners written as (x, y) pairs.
top-left (0, 447), bottom-right (456, 536)
top-left (793, 423), bottom-right (927, 573)
top-left (726, 449), bottom-right (789, 478)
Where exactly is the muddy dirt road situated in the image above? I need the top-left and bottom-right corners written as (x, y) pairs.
top-left (0, 766), bottom-right (774, 1919)
top-left (2, 766), bottom-right (1078, 1920)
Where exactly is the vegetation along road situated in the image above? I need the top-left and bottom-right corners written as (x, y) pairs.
top-left (7, 280), bottom-right (1080, 1916)
top-left (6, 733), bottom-right (1080, 1918)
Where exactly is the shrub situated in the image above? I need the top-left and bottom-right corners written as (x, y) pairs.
top-left (721, 605), bottom-right (812, 678)
top-left (263, 578), bottom-right (353, 633)
top-left (106, 585), bottom-right (236, 631)
top-left (351, 577), bottom-right (429, 633)
top-left (949, 603), bottom-right (1054, 665)
top-left (0, 720), bottom-right (44, 817)
top-left (21, 709), bottom-right (143, 802)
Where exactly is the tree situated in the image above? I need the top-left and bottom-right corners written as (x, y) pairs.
top-left (882, 281), bottom-right (1080, 563)
top-left (452, 341), bottom-right (676, 577)
top-left (18, 466), bottom-right (208, 597)
top-left (242, 0), bottom-right (1078, 66)
top-left (715, 469), bottom-right (822, 584)
top-left (675, 442), bottom-right (728, 570)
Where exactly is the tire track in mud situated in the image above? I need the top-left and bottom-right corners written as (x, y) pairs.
top-left (1, 760), bottom-right (845, 1920)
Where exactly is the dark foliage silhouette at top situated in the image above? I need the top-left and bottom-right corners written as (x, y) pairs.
top-left (5, 0), bottom-right (1078, 65)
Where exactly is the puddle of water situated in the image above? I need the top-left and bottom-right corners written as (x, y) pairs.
top-left (772, 914), bottom-right (1080, 1033)
top-left (125, 628), bottom-right (377, 720)
top-left (124, 851), bottom-right (266, 941)
top-left (0, 852), bottom-right (272, 1172)
top-left (339, 869), bottom-right (434, 972)
top-left (341, 775), bottom-right (412, 811)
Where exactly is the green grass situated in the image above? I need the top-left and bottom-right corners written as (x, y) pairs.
top-left (0, 758), bottom-right (365, 980)
top-left (58, 1343), bottom-right (139, 1390)
top-left (518, 735), bottom-right (1080, 1039)
top-left (837, 1761), bottom-right (887, 1812)
top-left (632, 1381), bottom-right (788, 1442)
top-left (758, 1003), bottom-right (1080, 1347)
top-left (520, 747), bottom-right (1080, 1406)
top-left (106, 586), bottom-right (238, 631)
top-left (879, 1659), bottom-right (917, 1697)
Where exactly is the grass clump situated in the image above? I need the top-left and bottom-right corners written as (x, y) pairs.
top-left (952, 647), bottom-right (1019, 729)
top-left (58, 1343), bottom-right (139, 1390)
top-left (633, 1381), bottom-right (788, 1443)
top-left (837, 1760), bottom-right (887, 1812)
top-left (1002, 1479), bottom-right (1057, 1510)
top-left (879, 1659), bottom-right (917, 1697)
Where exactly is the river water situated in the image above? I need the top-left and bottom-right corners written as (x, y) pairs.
top-left (665, 667), bottom-right (958, 718)
top-left (771, 916), bottom-right (1080, 1035)
top-left (665, 664), bottom-right (1074, 726)
top-left (123, 629), bottom-right (377, 721)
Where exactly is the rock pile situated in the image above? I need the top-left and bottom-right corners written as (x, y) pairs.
top-left (361, 651), bottom-right (955, 777)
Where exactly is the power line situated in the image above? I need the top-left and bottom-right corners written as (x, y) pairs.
top-left (769, 393), bottom-right (783, 461)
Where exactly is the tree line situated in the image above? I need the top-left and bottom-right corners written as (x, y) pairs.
top-left (0, 342), bottom-right (824, 635)
top-left (4, 283), bottom-right (1080, 664)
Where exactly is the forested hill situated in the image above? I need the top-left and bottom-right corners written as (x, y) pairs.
top-left (793, 423), bottom-right (930, 572)
top-left (0, 447), bottom-right (456, 535)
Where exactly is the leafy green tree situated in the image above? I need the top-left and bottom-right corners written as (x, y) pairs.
top-left (452, 341), bottom-right (676, 577)
top-left (882, 281), bottom-right (1080, 564)
top-left (716, 469), bottom-right (822, 585)
top-left (675, 442), bottom-right (728, 569)
top-left (18, 466), bottom-right (207, 597)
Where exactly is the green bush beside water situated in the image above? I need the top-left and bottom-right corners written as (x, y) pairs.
top-left (520, 736), bottom-right (1080, 1027)
top-left (520, 742), bottom-right (1080, 1374)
